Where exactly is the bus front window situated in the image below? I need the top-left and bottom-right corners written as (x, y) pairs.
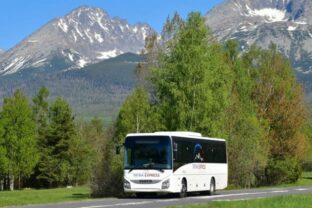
top-left (124, 136), bottom-right (172, 171)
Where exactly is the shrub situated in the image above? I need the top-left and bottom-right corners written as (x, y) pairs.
top-left (265, 158), bottom-right (301, 185)
top-left (302, 161), bottom-right (312, 172)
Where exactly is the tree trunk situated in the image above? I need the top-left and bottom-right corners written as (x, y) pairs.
top-left (18, 175), bottom-right (21, 190)
top-left (0, 178), bottom-right (3, 191)
top-left (9, 175), bottom-right (14, 191)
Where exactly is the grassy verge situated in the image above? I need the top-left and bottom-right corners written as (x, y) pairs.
top-left (0, 186), bottom-right (90, 207)
top-left (168, 194), bottom-right (312, 208)
top-left (262, 171), bottom-right (312, 188)
top-left (225, 172), bottom-right (312, 190)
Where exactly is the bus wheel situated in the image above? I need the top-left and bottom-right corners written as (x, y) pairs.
top-left (209, 178), bottom-right (215, 195)
top-left (179, 179), bottom-right (187, 198)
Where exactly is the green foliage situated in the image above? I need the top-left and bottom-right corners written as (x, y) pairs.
top-left (0, 87), bottom-right (101, 190)
top-left (92, 86), bottom-right (160, 196)
top-left (0, 90), bottom-right (39, 188)
top-left (90, 127), bottom-right (122, 197)
top-left (224, 42), bottom-right (269, 188)
top-left (0, 115), bottom-right (8, 177)
top-left (115, 86), bottom-right (158, 142)
top-left (153, 12), bottom-right (232, 136)
top-left (240, 44), bottom-right (309, 185)
top-left (36, 96), bottom-right (96, 187)
top-left (68, 133), bottom-right (95, 186)
top-left (36, 97), bottom-right (75, 186)
top-left (265, 158), bottom-right (301, 185)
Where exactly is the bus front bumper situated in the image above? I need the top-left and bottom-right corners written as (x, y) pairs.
top-left (124, 178), bottom-right (176, 193)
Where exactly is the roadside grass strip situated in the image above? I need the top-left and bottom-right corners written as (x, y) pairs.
top-left (167, 194), bottom-right (312, 208)
top-left (0, 186), bottom-right (90, 207)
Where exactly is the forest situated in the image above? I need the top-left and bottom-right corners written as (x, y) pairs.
top-left (0, 12), bottom-right (311, 195)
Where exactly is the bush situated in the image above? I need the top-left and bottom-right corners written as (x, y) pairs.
top-left (90, 140), bottom-right (124, 197)
top-left (302, 161), bottom-right (312, 172)
top-left (265, 158), bottom-right (301, 185)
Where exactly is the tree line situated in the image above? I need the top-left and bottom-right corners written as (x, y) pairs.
top-left (0, 87), bottom-right (103, 191)
top-left (0, 12), bottom-right (311, 194)
top-left (91, 12), bottom-right (312, 196)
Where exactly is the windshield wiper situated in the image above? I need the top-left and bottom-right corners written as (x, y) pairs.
top-left (128, 164), bottom-right (142, 173)
top-left (143, 162), bottom-right (165, 173)
top-left (151, 168), bottom-right (164, 173)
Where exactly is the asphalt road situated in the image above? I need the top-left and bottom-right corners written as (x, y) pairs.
top-left (15, 186), bottom-right (312, 208)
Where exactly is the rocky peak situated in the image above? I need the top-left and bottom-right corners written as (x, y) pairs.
top-left (0, 6), bottom-right (153, 76)
top-left (205, 0), bottom-right (312, 74)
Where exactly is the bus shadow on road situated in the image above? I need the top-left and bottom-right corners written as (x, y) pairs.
top-left (121, 192), bottom-right (215, 199)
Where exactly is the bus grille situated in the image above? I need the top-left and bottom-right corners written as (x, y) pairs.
top-left (131, 180), bottom-right (161, 184)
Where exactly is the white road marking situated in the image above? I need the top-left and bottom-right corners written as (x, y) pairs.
top-left (271, 190), bottom-right (289, 193)
top-left (155, 199), bottom-right (180, 203)
top-left (295, 188), bottom-right (309, 191)
top-left (189, 191), bottom-right (269, 200)
top-left (213, 197), bottom-right (265, 202)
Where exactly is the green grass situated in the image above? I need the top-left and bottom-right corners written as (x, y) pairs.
top-left (263, 172), bottom-right (312, 188)
top-left (225, 172), bottom-right (312, 190)
top-left (168, 194), bottom-right (312, 208)
top-left (0, 186), bottom-right (90, 207)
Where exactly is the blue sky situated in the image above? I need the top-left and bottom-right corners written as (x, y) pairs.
top-left (0, 0), bottom-right (223, 50)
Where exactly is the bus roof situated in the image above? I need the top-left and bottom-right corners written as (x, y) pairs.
top-left (126, 131), bottom-right (226, 142)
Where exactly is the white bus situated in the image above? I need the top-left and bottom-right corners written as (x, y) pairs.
top-left (120, 132), bottom-right (228, 197)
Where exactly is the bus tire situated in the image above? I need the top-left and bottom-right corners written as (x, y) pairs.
top-left (209, 178), bottom-right (216, 195)
top-left (179, 179), bottom-right (187, 198)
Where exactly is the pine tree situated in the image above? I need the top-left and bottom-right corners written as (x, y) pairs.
top-left (39, 97), bottom-right (76, 186)
top-left (32, 87), bottom-right (50, 187)
top-left (1, 90), bottom-right (38, 190)
top-left (33, 87), bottom-right (49, 143)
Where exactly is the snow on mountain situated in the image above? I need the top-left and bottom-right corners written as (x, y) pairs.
top-left (0, 6), bottom-right (154, 76)
top-left (205, 0), bottom-right (312, 74)
top-left (245, 7), bottom-right (286, 22)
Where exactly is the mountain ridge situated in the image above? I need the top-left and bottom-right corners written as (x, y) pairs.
top-left (205, 0), bottom-right (312, 75)
top-left (0, 52), bottom-right (141, 122)
top-left (0, 6), bottom-right (153, 76)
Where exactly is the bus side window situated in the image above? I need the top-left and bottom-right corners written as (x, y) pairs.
top-left (173, 142), bottom-right (178, 161)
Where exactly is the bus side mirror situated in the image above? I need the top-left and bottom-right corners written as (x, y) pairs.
top-left (116, 145), bottom-right (121, 155)
top-left (116, 143), bottom-right (124, 155)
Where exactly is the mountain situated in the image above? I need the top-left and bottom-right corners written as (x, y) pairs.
top-left (205, 0), bottom-right (312, 75)
top-left (0, 49), bottom-right (4, 54)
top-left (0, 53), bottom-right (141, 123)
top-left (0, 6), bottom-right (153, 76)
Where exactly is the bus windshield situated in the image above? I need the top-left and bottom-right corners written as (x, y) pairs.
top-left (124, 136), bottom-right (172, 171)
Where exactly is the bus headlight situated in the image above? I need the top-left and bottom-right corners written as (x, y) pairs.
top-left (124, 179), bottom-right (131, 189)
top-left (161, 179), bottom-right (170, 189)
